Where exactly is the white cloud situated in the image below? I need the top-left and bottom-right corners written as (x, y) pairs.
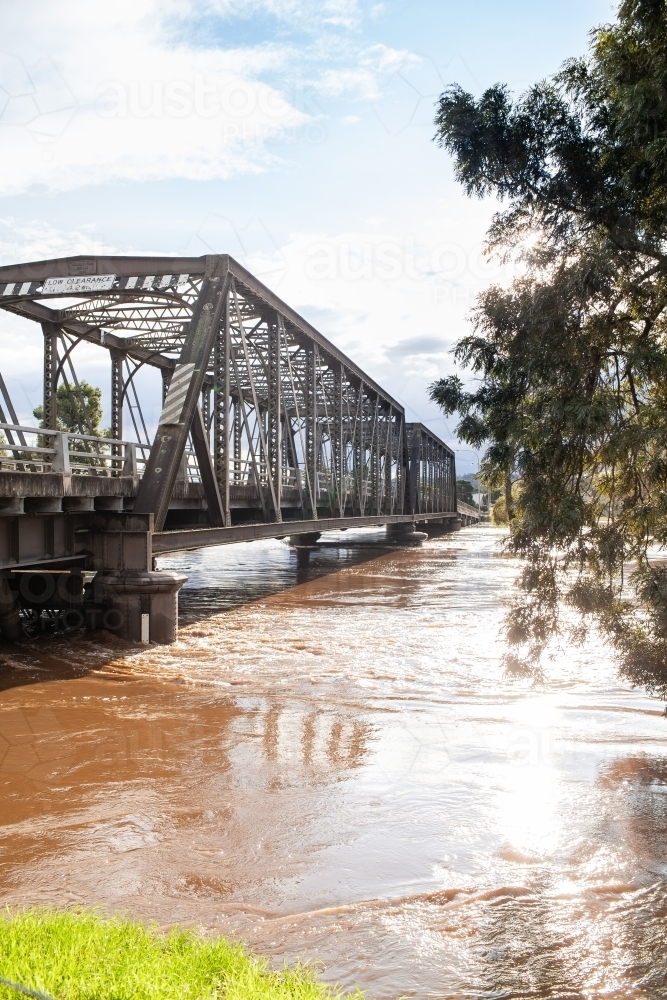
top-left (0, 0), bottom-right (308, 194)
top-left (0, 2), bottom-right (431, 193)
top-left (177, 0), bottom-right (363, 30)
top-left (310, 44), bottom-right (420, 102)
top-left (315, 67), bottom-right (380, 100)
top-left (361, 43), bottom-right (420, 75)
top-left (0, 217), bottom-right (118, 268)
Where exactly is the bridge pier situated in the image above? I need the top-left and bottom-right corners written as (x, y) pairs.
top-left (92, 571), bottom-right (187, 645)
top-left (288, 531), bottom-right (321, 567)
top-left (288, 532), bottom-right (322, 548)
top-left (419, 517), bottom-right (462, 536)
top-left (0, 576), bottom-right (21, 641)
top-left (385, 522), bottom-right (428, 546)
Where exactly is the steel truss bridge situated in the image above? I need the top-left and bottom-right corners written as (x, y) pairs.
top-left (0, 254), bottom-right (477, 644)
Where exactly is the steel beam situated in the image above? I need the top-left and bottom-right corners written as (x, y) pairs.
top-left (110, 349), bottom-right (123, 454)
top-left (268, 314), bottom-right (281, 512)
top-left (306, 343), bottom-right (317, 516)
top-left (41, 321), bottom-right (59, 431)
top-left (133, 256), bottom-right (231, 530)
top-left (190, 403), bottom-right (225, 528)
top-left (8, 299), bottom-right (177, 373)
top-left (152, 511), bottom-right (461, 554)
top-left (384, 407), bottom-right (393, 515)
top-left (333, 364), bottom-right (344, 517)
top-left (0, 254), bottom-right (207, 284)
top-left (213, 290), bottom-right (231, 524)
top-left (233, 399), bottom-right (241, 484)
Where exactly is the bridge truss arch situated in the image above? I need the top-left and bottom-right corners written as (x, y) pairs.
top-left (0, 253), bottom-right (457, 535)
top-left (0, 253), bottom-right (473, 644)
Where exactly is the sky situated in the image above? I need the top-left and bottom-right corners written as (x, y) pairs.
top-left (0, 0), bottom-right (615, 473)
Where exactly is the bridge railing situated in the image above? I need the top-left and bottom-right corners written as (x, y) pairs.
top-left (0, 421), bottom-right (417, 520)
top-left (0, 424), bottom-right (410, 511)
top-left (0, 422), bottom-right (150, 477)
top-left (228, 456), bottom-right (305, 490)
top-left (225, 459), bottom-right (400, 505)
top-left (457, 501), bottom-right (480, 519)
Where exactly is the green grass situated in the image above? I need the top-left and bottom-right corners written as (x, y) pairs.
top-left (0, 910), bottom-right (363, 1000)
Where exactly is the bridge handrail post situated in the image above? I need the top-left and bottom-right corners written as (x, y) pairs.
top-left (122, 442), bottom-right (137, 477)
top-left (51, 432), bottom-right (71, 474)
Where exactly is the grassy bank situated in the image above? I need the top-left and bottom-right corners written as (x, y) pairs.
top-left (0, 910), bottom-right (362, 1000)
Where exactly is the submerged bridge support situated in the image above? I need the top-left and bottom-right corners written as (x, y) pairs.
top-left (0, 254), bottom-right (478, 643)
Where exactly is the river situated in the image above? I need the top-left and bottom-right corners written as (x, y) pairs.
top-left (0, 525), bottom-right (666, 998)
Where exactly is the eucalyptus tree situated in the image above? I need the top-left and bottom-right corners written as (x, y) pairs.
top-left (430, 0), bottom-right (667, 697)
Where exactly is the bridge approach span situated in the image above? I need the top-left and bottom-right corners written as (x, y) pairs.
top-left (0, 254), bottom-right (477, 643)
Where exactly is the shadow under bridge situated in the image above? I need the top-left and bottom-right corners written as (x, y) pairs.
top-left (0, 254), bottom-right (476, 644)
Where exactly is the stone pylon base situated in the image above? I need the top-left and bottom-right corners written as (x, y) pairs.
top-left (0, 575), bottom-right (21, 641)
top-left (288, 532), bottom-right (322, 548)
top-left (288, 532), bottom-right (322, 567)
top-left (420, 517), bottom-right (462, 536)
top-left (92, 571), bottom-right (187, 644)
top-left (385, 522), bottom-right (428, 547)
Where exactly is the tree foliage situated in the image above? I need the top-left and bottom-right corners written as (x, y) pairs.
top-left (430, 0), bottom-right (667, 699)
top-left (34, 381), bottom-right (104, 434)
top-left (456, 478), bottom-right (477, 506)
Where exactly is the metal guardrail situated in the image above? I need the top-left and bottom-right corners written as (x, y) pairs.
top-left (457, 500), bottom-right (481, 518)
top-left (0, 422), bottom-right (150, 477)
top-left (0, 421), bottom-right (451, 512)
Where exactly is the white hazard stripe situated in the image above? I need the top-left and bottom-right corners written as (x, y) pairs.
top-left (0, 273), bottom-right (190, 295)
top-left (0, 280), bottom-right (42, 296)
top-left (121, 273), bottom-right (189, 291)
top-left (159, 362), bottom-right (195, 425)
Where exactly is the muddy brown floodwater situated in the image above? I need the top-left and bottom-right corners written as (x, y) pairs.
top-left (0, 525), bottom-right (666, 999)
